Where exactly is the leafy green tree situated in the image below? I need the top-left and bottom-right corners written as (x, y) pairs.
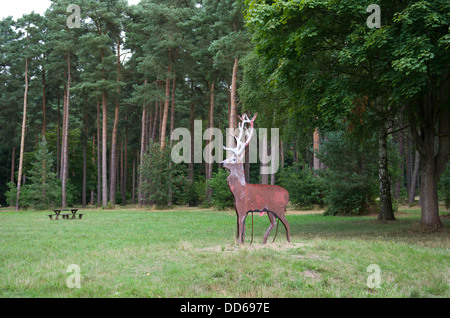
top-left (14, 13), bottom-right (49, 210)
top-left (209, 168), bottom-right (234, 210)
top-left (45, 0), bottom-right (83, 208)
top-left (8, 137), bottom-right (62, 210)
top-left (139, 141), bottom-right (188, 208)
top-left (318, 131), bottom-right (379, 216)
top-left (0, 17), bottom-right (22, 205)
top-left (278, 164), bottom-right (325, 209)
top-left (77, 0), bottom-right (125, 207)
top-left (245, 0), bottom-right (450, 228)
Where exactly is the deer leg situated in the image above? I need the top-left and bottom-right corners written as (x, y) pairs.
top-left (241, 215), bottom-right (247, 244)
top-left (237, 214), bottom-right (246, 244)
top-left (236, 214), bottom-right (240, 242)
top-left (263, 213), bottom-right (277, 244)
top-left (278, 214), bottom-right (291, 243)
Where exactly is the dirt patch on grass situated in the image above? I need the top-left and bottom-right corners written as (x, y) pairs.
top-left (286, 210), bottom-right (324, 215)
top-left (302, 270), bottom-right (321, 280)
top-left (198, 242), bottom-right (308, 253)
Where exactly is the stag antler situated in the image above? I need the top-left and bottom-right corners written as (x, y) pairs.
top-left (223, 113), bottom-right (258, 157)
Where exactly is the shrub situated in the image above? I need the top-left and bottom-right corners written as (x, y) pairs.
top-left (322, 172), bottom-right (378, 216)
top-left (278, 164), bottom-right (325, 209)
top-left (209, 168), bottom-right (234, 210)
top-left (183, 177), bottom-right (207, 207)
top-left (139, 141), bottom-right (188, 208)
top-left (318, 131), bottom-right (379, 216)
top-left (7, 137), bottom-right (63, 210)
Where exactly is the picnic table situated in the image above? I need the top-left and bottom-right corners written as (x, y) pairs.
top-left (49, 209), bottom-right (83, 220)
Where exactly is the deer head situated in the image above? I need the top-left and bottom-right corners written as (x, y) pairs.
top-left (222, 113), bottom-right (257, 172)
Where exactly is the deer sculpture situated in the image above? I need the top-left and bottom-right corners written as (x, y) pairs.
top-left (222, 113), bottom-right (291, 244)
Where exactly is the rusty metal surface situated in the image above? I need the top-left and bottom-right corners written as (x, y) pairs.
top-left (222, 113), bottom-right (290, 244)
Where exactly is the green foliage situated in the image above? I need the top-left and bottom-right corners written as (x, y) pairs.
top-left (5, 182), bottom-right (17, 208)
top-left (318, 131), bottom-right (379, 216)
top-left (185, 176), bottom-right (209, 207)
top-left (9, 137), bottom-right (63, 210)
top-left (244, 1), bottom-right (450, 225)
top-left (209, 168), bottom-right (234, 210)
top-left (278, 164), bottom-right (325, 209)
top-left (139, 141), bottom-right (188, 208)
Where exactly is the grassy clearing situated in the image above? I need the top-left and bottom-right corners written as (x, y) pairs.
top-left (0, 206), bottom-right (448, 298)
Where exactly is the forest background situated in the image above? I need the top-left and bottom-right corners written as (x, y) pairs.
top-left (0, 0), bottom-right (449, 229)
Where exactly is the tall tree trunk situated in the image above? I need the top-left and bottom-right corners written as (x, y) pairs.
top-left (169, 58), bottom-right (177, 142)
top-left (82, 96), bottom-right (87, 208)
top-left (96, 100), bottom-right (101, 205)
top-left (168, 65), bottom-right (177, 206)
top-left (15, 57), bottom-right (28, 211)
top-left (102, 90), bottom-right (108, 207)
top-left (132, 153), bottom-right (136, 205)
top-left (188, 80), bottom-right (195, 182)
top-left (10, 143), bottom-right (16, 205)
top-left (61, 52), bottom-right (71, 209)
top-left (120, 141), bottom-right (124, 204)
top-left (313, 128), bottom-right (320, 175)
top-left (206, 81), bottom-right (214, 202)
top-left (245, 143), bottom-right (250, 183)
top-left (395, 127), bottom-right (405, 200)
top-left (409, 151), bottom-right (420, 203)
top-left (378, 130), bottom-right (395, 220)
top-left (56, 90), bottom-right (61, 179)
top-left (60, 86), bottom-right (66, 182)
top-left (42, 67), bottom-right (46, 137)
top-left (406, 134), bottom-right (413, 195)
top-left (121, 113), bottom-right (128, 205)
top-left (152, 95), bottom-right (159, 143)
top-left (261, 161), bottom-right (269, 185)
top-left (109, 99), bottom-right (119, 204)
top-left (419, 152), bottom-right (441, 228)
top-left (160, 47), bottom-right (172, 148)
top-left (138, 80), bottom-right (147, 207)
top-left (82, 143), bottom-right (87, 208)
top-left (227, 58), bottom-right (239, 159)
top-left (409, 77), bottom-right (449, 228)
top-left (92, 132), bottom-right (96, 206)
top-left (110, 39), bottom-right (121, 205)
top-left (377, 97), bottom-right (395, 221)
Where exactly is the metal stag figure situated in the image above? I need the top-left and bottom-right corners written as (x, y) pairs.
top-left (222, 113), bottom-right (291, 244)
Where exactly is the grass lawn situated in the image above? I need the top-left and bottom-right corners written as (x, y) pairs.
top-left (0, 205), bottom-right (448, 298)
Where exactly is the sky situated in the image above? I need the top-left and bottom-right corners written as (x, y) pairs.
top-left (0, 0), bottom-right (141, 20)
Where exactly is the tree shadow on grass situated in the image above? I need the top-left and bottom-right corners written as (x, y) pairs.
top-left (286, 213), bottom-right (450, 244)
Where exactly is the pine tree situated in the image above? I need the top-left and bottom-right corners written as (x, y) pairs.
top-left (14, 13), bottom-right (46, 210)
top-left (21, 137), bottom-right (61, 210)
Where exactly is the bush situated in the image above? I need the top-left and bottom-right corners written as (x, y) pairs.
top-left (7, 137), bottom-right (63, 210)
top-left (278, 164), bottom-right (325, 209)
top-left (209, 168), bottom-right (234, 210)
top-left (183, 177), bottom-right (207, 207)
top-left (322, 173), bottom-right (378, 216)
top-left (318, 131), bottom-right (379, 216)
top-left (139, 141), bottom-right (188, 208)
